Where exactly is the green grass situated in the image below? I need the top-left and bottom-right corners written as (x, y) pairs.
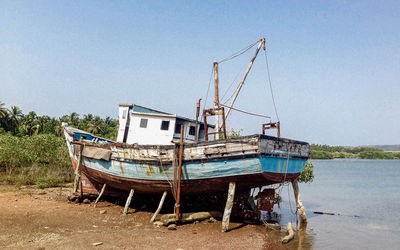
top-left (0, 134), bottom-right (73, 189)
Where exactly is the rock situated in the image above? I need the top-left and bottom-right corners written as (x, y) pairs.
top-left (153, 221), bottom-right (163, 227)
top-left (167, 224), bottom-right (177, 230)
top-left (208, 217), bottom-right (217, 223)
top-left (264, 222), bottom-right (281, 231)
top-left (83, 199), bottom-right (91, 204)
top-left (92, 242), bottom-right (103, 246)
top-left (100, 210), bottom-right (107, 214)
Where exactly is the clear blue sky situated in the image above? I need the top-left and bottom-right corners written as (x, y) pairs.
top-left (1, 0), bottom-right (399, 146)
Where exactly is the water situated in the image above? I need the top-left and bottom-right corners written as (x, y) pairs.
top-left (276, 159), bottom-right (400, 249)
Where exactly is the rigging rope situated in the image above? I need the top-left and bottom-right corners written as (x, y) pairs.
top-left (264, 50), bottom-right (280, 121)
top-left (159, 156), bottom-right (176, 201)
top-left (219, 104), bottom-right (271, 119)
top-left (220, 64), bottom-right (247, 104)
top-left (218, 40), bottom-right (259, 64)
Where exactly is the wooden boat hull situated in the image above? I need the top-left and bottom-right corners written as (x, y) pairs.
top-left (72, 157), bottom-right (304, 195)
top-left (64, 125), bottom-right (310, 195)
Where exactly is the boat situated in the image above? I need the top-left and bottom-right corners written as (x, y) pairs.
top-left (63, 38), bottom-right (310, 219)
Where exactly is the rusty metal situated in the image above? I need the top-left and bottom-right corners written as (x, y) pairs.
top-left (262, 121), bottom-right (280, 138)
top-left (214, 62), bottom-right (219, 107)
top-left (195, 98), bottom-right (201, 142)
top-left (257, 188), bottom-right (275, 212)
top-left (175, 124), bottom-right (184, 221)
top-left (221, 107), bottom-right (227, 139)
top-left (203, 111), bottom-right (208, 141)
top-left (231, 190), bottom-right (261, 221)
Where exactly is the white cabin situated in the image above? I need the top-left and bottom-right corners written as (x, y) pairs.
top-left (116, 104), bottom-right (214, 145)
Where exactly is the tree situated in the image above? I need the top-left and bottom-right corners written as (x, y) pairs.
top-left (6, 106), bottom-right (23, 135)
top-left (0, 101), bottom-right (8, 118)
top-left (69, 112), bottom-right (80, 127)
top-left (8, 106), bottom-right (22, 124)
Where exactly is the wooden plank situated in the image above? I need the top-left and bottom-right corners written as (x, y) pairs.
top-left (94, 184), bottom-right (106, 208)
top-left (123, 189), bottom-right (135, 215)
top-left (222, 182), bottom-right (236, 232)
top-left (73, 144), bottom-right (83, 193)
top-left (160, 211), bottom-right (222, 226)
top-left (281, 222), bottom-right (295, 243)
top-left (150, 191), bottom-right (167, 223)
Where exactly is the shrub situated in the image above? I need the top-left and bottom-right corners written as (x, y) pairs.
top-left (298, 161), bottom-right (314, 183)
top-left (0, 134), bottom-right (72, 186)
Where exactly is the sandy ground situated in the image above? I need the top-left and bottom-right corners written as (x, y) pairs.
top-left (0, 185), bottom-right (298, 250)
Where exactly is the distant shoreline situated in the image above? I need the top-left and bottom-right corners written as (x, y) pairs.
top-left (310, 144), bottom-right (400, 160)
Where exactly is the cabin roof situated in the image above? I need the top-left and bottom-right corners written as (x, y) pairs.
top-left (119, 104), bottom-right (215, 128)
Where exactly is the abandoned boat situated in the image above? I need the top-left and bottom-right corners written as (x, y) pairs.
top-left (63, 106), bottom-right (309, 195)
top-left (63, 38), bottom-right (310, 220)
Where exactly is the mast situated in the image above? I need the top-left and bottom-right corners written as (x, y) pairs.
top-left (213, 61), bottom-right (220, 139)
top-left (225, 38), bottom-right (266, 120)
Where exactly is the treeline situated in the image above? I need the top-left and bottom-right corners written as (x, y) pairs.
top-left (0, 101), bottom-right (118, 139)
top-left (0, 101), bottom-right (118, 188)
top-left (310, 144), bottom-right (400, 159)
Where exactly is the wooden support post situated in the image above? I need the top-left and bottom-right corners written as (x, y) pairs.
top-left (150, 191), bottom-right (168, 223)
top-left (222, 182), bottom-right (236, 232)
top-left (94, 184), bottom-right (107, 208)
top-left (281, 222), bottom-right (295, 243)
top-left (292, 179), bottom-right (307, 225)
top-left (73, 144), bottom-right (83, 193)
top-left (123, 189), bottom-right (135, 215)
top-left (175, 125), bottom-right (184, 222)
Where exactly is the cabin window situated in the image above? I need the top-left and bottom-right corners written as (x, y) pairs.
top-left (175, 123), bottom-right (182, 134)
top-left (122, 110), bottom-right (127, 119)
top-left (161, 120), bottom-right (170, 131)
top-left (140, 118), bottom-right (148, 128)
top-left (189, 126), bottom-right (195, 136)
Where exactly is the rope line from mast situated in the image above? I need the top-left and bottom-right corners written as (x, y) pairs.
top-left (218, 40), bottom-right (259, 64)
top-left (219, 103), bottom-right (271, 119)
top-left (221, 61), bottom-right (250, 104)
top-left (264, 50), bottom-right (280, 121)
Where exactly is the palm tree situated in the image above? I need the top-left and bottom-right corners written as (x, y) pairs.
top-left (54, 120), bottom-right (63, 136)
top-left (8, 106), bottom-right (22, 124)
top-left (87, 122), bottom-right (102, 135)
top-left (69, 112), bottom-right (80, 126)
top-left (6, 106), bottom-right (23, 135)
top-left (0, 101), bottom-right (7, 118)
top-left (31, 123), bottom-right (42, 135)
top-left (21, 121), bottom-right (33, 136)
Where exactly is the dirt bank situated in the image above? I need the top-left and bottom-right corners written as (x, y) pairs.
top-left (0, 185), bottom-right (294, 250)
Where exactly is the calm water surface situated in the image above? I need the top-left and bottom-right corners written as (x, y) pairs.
top-left (276, 159), bottom-right (400, 249)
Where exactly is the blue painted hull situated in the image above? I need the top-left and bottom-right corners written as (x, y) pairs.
top-left (79, 155), bottom-right (307, 194)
